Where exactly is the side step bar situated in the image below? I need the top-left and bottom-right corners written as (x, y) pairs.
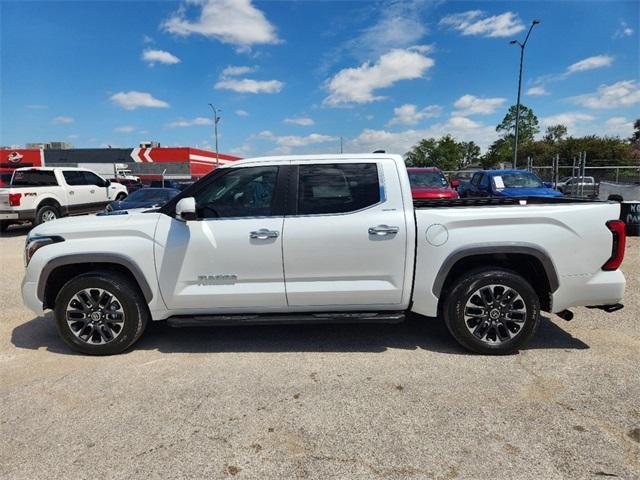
top-left (586, 303), bottom-right (624, 313)
top-left (167, 311), bottom-right (406, 328)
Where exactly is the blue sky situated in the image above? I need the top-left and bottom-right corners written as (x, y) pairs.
top-left (1, 0), bottom-right (638, 156)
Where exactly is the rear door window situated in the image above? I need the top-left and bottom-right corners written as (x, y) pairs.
top-left (62, 171), bottom-right (85, 186)
top-left (11, 170), bottom-right (58, 186)
top-left (296, 163), bottom-right (380, 215)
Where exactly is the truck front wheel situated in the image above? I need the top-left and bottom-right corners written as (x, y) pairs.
top-left (443, 268), bottom-right (540, 355)
top-left (54, 271), bottom-right (149, 355)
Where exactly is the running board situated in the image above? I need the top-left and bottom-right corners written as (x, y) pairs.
top-left (166, 311), bottom-right (406, 328)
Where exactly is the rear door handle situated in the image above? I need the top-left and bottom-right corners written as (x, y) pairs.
top-left (90, 189), bottom-right (95, 194)
top-left (69, 191), bottom-right (74, 195)
top-left (368, 225), bottom-right (399, 236)
top-left (250, 229), bottom-right (279, 239)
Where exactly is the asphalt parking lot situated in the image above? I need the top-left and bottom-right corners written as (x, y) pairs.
top-left (1, 225), bottom-right (638, 480)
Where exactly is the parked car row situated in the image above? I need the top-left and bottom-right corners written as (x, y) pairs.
top-left (0, 167), bottom-right (187, 232)
top-left (407, 168), bottom-right (599, 200)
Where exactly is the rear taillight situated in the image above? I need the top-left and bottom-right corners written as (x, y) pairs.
top-left (602, 220), bottom-right (626, 271)
top-left (9, 193), bottom-right (22, 206)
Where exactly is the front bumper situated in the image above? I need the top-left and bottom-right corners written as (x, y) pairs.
top-left (21, 277), bottom-right (44, 316)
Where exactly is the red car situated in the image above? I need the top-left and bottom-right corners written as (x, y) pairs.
top-left (407, 167), bottom-right (459, 199)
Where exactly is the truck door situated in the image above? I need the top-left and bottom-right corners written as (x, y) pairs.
top-left (61, 171), bottom-right (94, 213)
top-left (80, 171), bottom-right (111, 208)
top-left (154, 165), bottom-right (288, 311)
top-left (282, 160), bottom-right (408, 308)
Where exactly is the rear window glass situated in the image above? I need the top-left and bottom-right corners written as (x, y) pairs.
top-left (11, 170), bottom-right (58, 186)
top-left (297, 163), bottom-right (380, 215)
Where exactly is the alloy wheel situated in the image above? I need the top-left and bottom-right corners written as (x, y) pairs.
top-left (65, 288), bottom-right (126, 345)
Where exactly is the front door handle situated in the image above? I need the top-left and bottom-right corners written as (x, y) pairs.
top-left (90, 189), bottom-right (95, 194)
top-left (368, 225), bottom-right (399, 236)
top-left (250, 229), bottom-right (279, 239)
top-left (68, 191), bottom-right (74, 195)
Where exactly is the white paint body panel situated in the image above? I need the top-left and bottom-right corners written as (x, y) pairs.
top-left (22, 154), bottom-right (625, 323)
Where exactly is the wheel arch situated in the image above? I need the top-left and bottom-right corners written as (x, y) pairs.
top-left (434, 245), bottom-right (559, 312)
top-left (38, 254), bottom-right (153, 310)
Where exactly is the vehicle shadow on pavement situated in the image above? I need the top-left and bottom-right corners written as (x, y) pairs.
top-left (11, 313), bottom-right (589, 356)
top-left (1, 225), bottom-right (31, 238)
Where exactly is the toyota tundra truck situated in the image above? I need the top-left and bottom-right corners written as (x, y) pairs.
top-left (0, 167), bottom-right (128, 232)
top-left (21, 154), bottom-right (626, 355)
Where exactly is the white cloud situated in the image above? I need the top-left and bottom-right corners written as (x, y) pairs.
top-left (25, 104), bottom-right (48, 109)
top-left (68, 134), bottom-right (80, 139)
top-left (215, 78), bottom-right (283, 94)
top-left (566, 55), bottom-right (614, 74)
top-left (569, 80), bottom-right (640, 109)
top-left (143, 35), bottom-right (154, 44)
top-left (230, 143), bottom-right (252, 156)
top-left (115, 125), bottom-right (136, 133)
top-left (603, 116), bottom-right (634, 136)
top-left (168, 117), bottom-right (213, 128)
top-left (162, 0), bottom-right (280, 50)
top-left (215, 65), bottom-right (283, 94)
top-left (324, 48), bottom-right (434, 106)
top-left (284, 117), bottom-right (315, 126)
top-left (258, 130), bottom-right (337, 148)
top-left (222, 65), bottom-right (255, 76)
top-left (110, 91), bottom-right (170, 110)
top-left (526, 86), bottom-right (549, 96)
top-left (347, 2), bottom-right (430, 59)
top-left (613, 20), bottom-right (634, 39)
top-left (52, 116), bottom-right (74, 124)
top-left (439, 10), bottom-right (525, 38)
top-left (540, 112), bottom-right (595, 130)
top-left (142, 49), bottom-right (181, 66)
top-left (235, 109), bottom-right (249, 117)
top-left (388, 104), bottom-right (442, 125)
top-left (453, 94), bottom-right (506, 116)
top-left (348, 115), bottom-right (498, 154)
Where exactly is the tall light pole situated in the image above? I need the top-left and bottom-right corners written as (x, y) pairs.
top-left (510, 19), bottom-right (540, 169)
top-left (208, 103), bottom-right (221, 167)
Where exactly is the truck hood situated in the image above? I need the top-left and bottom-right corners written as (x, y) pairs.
top-left (495, 187), bottom-right (563, 198)
top-left (411, 186), bottom-right (459, 199)
top-left (29, 211), bottom-right (163, 241)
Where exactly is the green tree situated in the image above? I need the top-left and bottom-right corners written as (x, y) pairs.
top-left (404, 135), bottom-right (463, 170)
top-left (481, 138), bottom-right (511, 169)
top-left (543, 124), bottom-right (568, 144)
top-left (496, 104), bottom-right (540, 143)
top-left (631, 118), bottom-right (640, 143)
top-left (459, 141), bottom-right (481, 166)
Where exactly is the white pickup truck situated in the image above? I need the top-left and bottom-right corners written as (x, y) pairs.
top-left (0, 167), bottom-right (128, 232)
top-left (21, 154), bottom-right (626, 355)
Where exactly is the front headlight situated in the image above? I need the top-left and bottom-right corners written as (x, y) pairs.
top-left (24, 236), bottom-right (64, 266)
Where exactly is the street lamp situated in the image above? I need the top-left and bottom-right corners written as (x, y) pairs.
top-left (510, 19), bottom-right (540, 168)
top-left (208, 103), bottom-right (221, 167)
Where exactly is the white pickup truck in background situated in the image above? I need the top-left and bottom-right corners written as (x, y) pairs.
top-left (21, 154), bottom-right (626, 355)
top-left (0, 167), bottom-right (128, 232)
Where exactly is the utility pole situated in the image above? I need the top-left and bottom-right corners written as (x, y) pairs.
top-left (510, 19), bottom-right (540, 169)
top-left (208, 104), bottom-right (221, 167)
top-left (340, 136), bottom-right (343, 154)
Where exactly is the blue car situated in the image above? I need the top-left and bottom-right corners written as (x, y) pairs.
top-left (458, 169), bottom-right (563, 198)
top-left (105, 187), bottom-right (181, 212)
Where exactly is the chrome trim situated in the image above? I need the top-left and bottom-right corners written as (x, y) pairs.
top-left (249, 229), bottom-right (280, 239)
top-left (368, 225), bottom-right (400, 236)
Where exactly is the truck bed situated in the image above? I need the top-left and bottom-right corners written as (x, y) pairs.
top-left (413, 196), bottom-right (602, 209)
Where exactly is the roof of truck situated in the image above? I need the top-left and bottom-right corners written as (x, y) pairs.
top-left (225, 153), bottom-right (403, 167)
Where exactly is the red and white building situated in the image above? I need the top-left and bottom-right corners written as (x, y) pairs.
top-left (0, 146), bottom-right (241, 182)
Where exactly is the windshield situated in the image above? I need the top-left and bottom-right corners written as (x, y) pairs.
top-left (125, 188), bottom-right (177, 203)
top-left (493, 172), bottom-right (543, 189)
top-left (408, 171), bottom-right (448, 188)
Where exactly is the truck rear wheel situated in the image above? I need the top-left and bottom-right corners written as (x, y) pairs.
top-left (54, 271), bottom-right (149, 355)
top-left (443, 268), bottom-right (540, 355)
top-left (34, 205), bottom-right (59, 225)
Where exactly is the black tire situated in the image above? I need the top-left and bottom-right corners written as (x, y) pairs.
top-left (443, 268), bottom-right (540, 355)
top-left (115, 193), bottom-right (127, 201)
top-left (54, 271), bottom-right (149, 355)
top-left (0, 221), bottom-right (9, 234)
top-left (34, 204), bottom-right (60, 225)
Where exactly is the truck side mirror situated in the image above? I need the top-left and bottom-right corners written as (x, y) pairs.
top-left (176, 197), bottom-right (197, 221)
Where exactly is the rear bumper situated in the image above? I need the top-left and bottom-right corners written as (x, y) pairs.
top-left (552, 270), bottom-right (626, 313)
top-left (0, 209), bottom-right (36, 221)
